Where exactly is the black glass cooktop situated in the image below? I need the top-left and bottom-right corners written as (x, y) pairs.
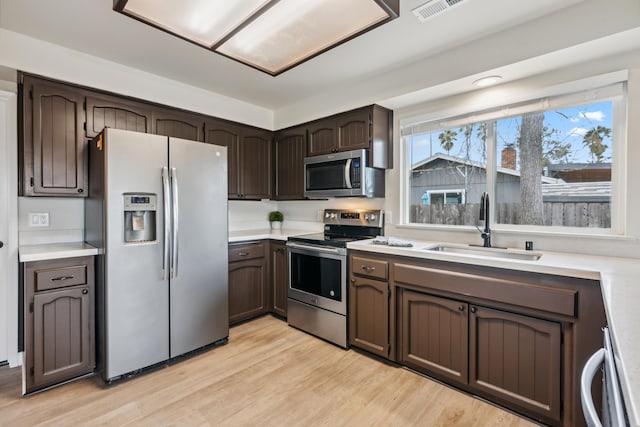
top-left (288, 232), bottom-right (365, 248)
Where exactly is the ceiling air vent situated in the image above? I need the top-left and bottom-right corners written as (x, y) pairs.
top-left (412, 0), bottom-right (466, 22)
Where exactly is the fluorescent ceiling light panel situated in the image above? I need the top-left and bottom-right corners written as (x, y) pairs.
top-left (120, 0), bottom-right (270, 47)
top-left (114, 0), bottom-right (399, 76)
top-left (218, 0), bottom-right (390, 75)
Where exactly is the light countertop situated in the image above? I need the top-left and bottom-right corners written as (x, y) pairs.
top-left (19, 242), bottom-right (100, 262)
top-left (228, 228), bottom-right (316, 243)
top-left (347, 238), bottom-right (640, 427)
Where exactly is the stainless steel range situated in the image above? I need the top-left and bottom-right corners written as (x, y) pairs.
top-left (287, 209), bottom-right (384, 348)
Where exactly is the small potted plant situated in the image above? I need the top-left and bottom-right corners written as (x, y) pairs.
top-left (268, 210), bottom-right (284, 230)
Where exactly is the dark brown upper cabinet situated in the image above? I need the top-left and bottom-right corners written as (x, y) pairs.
top-left (272, 126), bottom-right (307, 200)
top-left (205, 119), bottom-right (271, 200)
top-left (152, 108), bottom-right (205, 142)
top-left (307, 119), bottom-right (336, 157)
top-left (20, 75), bottom-right (87, 197)
top-left (85, 93), bottom-right (152, 138)
top-left (240, 128), bottom-right (272, 200)
top-left (306, 105), bottom-right (393, 169)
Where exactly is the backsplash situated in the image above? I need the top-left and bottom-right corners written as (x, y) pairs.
top-left (18, 197), bottom-right (84, 245)
top-left (17, 196), bottom-right (387, 246)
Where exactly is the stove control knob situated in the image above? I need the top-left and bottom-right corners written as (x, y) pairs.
top-left (364, 214), bottom-right (370, 220)
top-left (330, 213), bottom-right (337, 219)
top-left (369, 214), bottom-right (377, 221)
top-left (325, 212), bottom-right (331, 219)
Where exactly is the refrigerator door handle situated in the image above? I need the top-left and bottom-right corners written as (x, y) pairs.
top-left (170, 167), bottom-right (179, 278)
top-left (162, 167), bottom-right (171, 280)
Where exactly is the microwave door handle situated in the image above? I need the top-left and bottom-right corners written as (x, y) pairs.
top-left (344, 159), bottom-right (352, 189)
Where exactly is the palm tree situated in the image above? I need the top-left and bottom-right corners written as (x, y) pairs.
top-left (438, 129), bottom-right (457, 155)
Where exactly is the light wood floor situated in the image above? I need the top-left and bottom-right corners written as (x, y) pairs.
top-left (0, 316), bottom-right (535, 426)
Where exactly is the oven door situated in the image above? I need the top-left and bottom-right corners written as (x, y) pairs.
top-left (287, 242), bottom-right (347, 315)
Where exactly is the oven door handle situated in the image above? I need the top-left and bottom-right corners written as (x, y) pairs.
top-left (287, 242), bottom-right (345, 256)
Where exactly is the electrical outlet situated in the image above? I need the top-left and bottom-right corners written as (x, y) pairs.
top-left (29, 212), bottom-right (49, 227)
top-left (385, 211), bottom-right (392, 224)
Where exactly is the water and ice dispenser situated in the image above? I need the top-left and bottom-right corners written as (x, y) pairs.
top-left (123, 193), bottom-right (157, 243)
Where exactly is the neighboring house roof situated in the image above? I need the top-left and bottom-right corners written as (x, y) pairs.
top-left (541, 181), bottom-right (611, 202)
top-left (546, 162), bottom-right (612, 171)
top-left (411, 153), bottom-right (560, 184)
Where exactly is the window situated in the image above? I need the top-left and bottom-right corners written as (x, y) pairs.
top-left (402, 83), bottom-right (626, 232)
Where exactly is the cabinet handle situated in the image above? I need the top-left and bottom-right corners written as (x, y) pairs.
top-left (51, 275), bottom-right (74, 281)
top-left (470, 306), bottom-right (477, 313)
top-left (77, 188), bottom-right (84, 193)
top-left (458, 305), bottom-right (465, 312)
top-left (82, 289), bottom-right (88, 295)
top-left (362, 266), bottom-right (375, 273)
top-left (238, 252), bottom-right (250, 257)
top-left (350, 279), bottom-right (356, 284)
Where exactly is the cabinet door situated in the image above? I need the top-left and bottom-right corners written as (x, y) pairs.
top-left (85, 94), bottom-right (151, 137)
top-left (205, 119), bottom-right (241, 199)
top-left (469, 306), bottom-right (561, 423)
top-left (337, 109), bottom-right (370, 152)
top-left (32, 286), bottom-right (92, 389)
top-left (270, 241), bottom-right (287, 317)
top-left (272, 127), bottom-right (306, 200)
top-left (349, 277), bottom-right (389, 358)
top-left (23, 77), bottom-right (87, 196)
top-left (152, 109), bottom-right (204, 142)
top-left (400, 290), bottom-right (468, 384)
top-left (239, 129), bottom-right (271, 200)
top-left (228, 258), bottom-right (267, 324)
top-left (307, 119), bottom-right (336, 156)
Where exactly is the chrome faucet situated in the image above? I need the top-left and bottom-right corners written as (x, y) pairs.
top-left (479, 192), bottom-right (491, 247)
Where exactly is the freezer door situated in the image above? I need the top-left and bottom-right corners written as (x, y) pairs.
top-left (169, 137), bottom-right (228, 357)
top-left (103, 129), bottom-right (170, 380)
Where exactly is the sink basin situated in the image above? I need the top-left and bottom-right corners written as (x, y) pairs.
top-left (425, 244), bottom-right (542, 261)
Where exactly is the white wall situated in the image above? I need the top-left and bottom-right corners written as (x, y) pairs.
top-left (381, 51), bottom-right (640, 259)
top-left (0, 86), bottom-right (19, 366)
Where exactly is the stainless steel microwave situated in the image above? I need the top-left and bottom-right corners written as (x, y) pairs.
top-left (304, 149), bottom-right (385, 198)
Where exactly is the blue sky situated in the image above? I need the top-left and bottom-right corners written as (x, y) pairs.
top-left (410, 101), bottom-right (613, 167)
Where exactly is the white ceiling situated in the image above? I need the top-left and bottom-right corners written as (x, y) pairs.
top-left (1, 0), bottom-right (640, 124)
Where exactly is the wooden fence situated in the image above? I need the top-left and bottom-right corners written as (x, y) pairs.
top-left (410, 202), bottom-right (611, 228)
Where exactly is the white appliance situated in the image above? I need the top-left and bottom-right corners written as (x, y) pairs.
top-left (85, 128), bottom-right (228, 382)
top-left (581, 327), bottom-right (629, 427)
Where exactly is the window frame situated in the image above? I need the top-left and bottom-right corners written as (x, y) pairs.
top-left (400, 82), bottom-right (628, 236)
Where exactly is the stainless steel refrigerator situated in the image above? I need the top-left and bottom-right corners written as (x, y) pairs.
top-left (85, 128), bottom-right (228, 382)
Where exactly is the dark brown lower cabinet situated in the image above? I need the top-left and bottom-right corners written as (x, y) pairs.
top-left (228, 242), bottom-right (267, 324)
top-left (469, 305), bottom-right (562, 424)
top-left (24, 256), bottom-right (95, 393)
top-left (270, 241), bottom-right (287, 318)
top-left (400, 290), bottom-right (468, 384)
top-left (349, 277), bottom-right (389, 358)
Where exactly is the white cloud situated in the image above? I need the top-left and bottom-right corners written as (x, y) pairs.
top-left (580, 111), bottom-right (605, 122)
top-left (568, 127), bottom-right (588, 137)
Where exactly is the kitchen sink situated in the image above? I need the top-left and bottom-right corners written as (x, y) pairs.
top-left (425, 244), bottom-right (542, 261)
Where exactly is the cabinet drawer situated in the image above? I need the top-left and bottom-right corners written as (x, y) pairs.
top-left (352, 256), bottom-right (388, 280)
top-left (394, 263), bottom-right (577, 317)
top-left (35, 265), bottom-right (88, 291)
top-left (229, 242), bottom-right (265, 262)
